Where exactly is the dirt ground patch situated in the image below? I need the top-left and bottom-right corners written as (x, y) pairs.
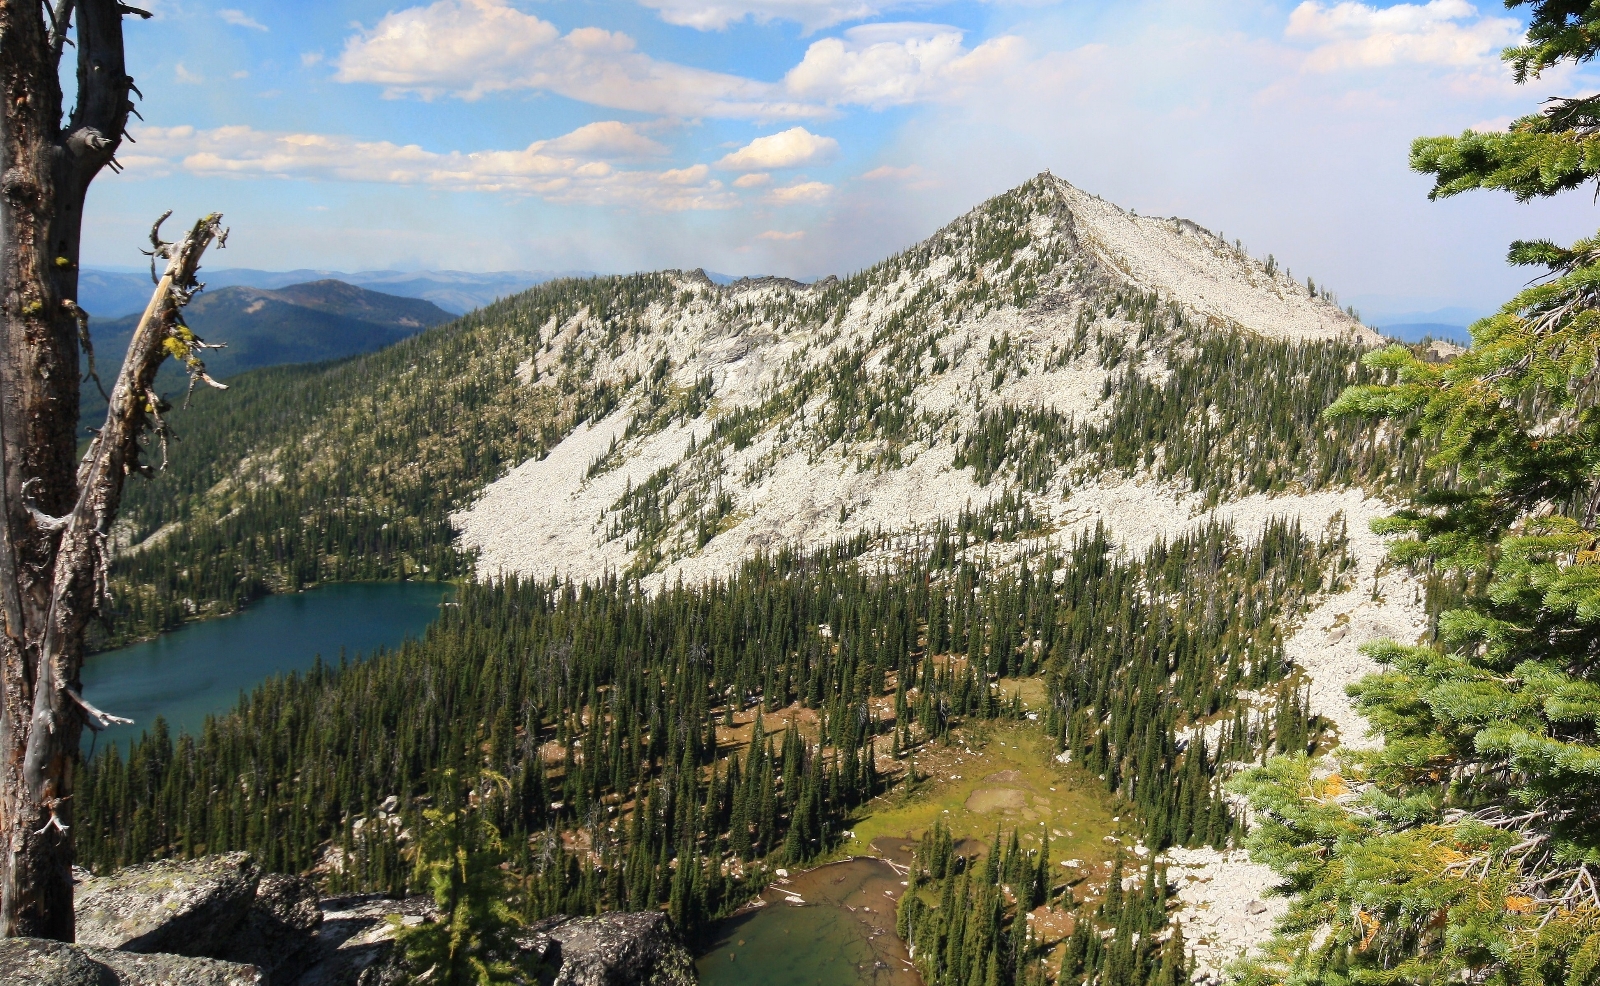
top-left (965, 787), bottom-right (1028, 812)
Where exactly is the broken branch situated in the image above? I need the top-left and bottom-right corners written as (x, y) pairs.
top-left (64, 687), bottom-right (130, 731)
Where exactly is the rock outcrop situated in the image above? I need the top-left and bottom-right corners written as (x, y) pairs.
top-left (219, 874), bottom-right (325, 983)
top-left (0, 936), bottom-right (264, 985)
top-left (525, 912), bottom-right (696, 986)
top-left (80, 947), bottom-right (265, 985)
top-left (5, 853), bottom-right (699, 986)
top-left (74, 851), bottom-right (262, 957)
top-left (292, 894), bottom-right (437, 986)
top-left (0, 938), bottom-right (114, 986)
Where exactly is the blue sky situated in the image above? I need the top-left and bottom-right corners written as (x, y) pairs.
top-left (78, 0), bottom-right (1600, 316)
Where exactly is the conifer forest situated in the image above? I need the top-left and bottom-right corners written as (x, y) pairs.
top-left (82, 510), bottom-right (1348, 983)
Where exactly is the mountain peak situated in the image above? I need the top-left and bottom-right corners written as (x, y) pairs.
top-left (920, 173), bottom-right (1379, 344)
top-left (452, 176), bottom-right (1387, 588)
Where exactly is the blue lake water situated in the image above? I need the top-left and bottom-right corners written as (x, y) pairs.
top-left (80, 581), bottom-right (453, 754)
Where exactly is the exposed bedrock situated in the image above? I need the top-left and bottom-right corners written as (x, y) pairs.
top-left (2, 853), bottom-right (698, 986)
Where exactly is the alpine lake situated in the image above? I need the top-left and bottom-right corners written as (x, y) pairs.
top-left (80, 580), bottom-right (455, 755)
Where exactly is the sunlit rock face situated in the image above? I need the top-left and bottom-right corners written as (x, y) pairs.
top-left (454, 172), bottom-right (1379, 591)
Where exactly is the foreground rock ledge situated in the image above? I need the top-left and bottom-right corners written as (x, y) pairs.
top-left (525, 911), bottom-right (697, 986)
top-left (0, 937), bottom-right (263, 985)
top-left (4, 852), bottom-right (698, 986)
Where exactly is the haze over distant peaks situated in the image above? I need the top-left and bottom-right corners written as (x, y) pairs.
top-left (78, 267), bottom-right (592, 319)
top-left (78, 279), bottom-right (454, 428)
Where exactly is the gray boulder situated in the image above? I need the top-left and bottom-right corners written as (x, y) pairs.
top-left (0, 938), bottom-right (115, 986)
top-left (0, 938), bottom-right (263, 986)
top-left (81, 947), bottom-right (264, 985)
top-left (525, 912), bottom-right (696, 986)
top-left (219, 874), bottom-right (324, 982)
top-left (292, 894), bottom-right (438, 986)
top-left (75, 852), bottom-right (261, 958)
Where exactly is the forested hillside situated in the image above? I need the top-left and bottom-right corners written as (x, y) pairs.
top-left (97, 175), bottom-right (1398, 650)
top-left (94, 274), bottom-right (659, 648)
top-left (77, 279), bottom-right (452, 436)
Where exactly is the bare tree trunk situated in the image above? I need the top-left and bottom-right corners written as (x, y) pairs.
top-left (0, 0), bottom-right (220, 940)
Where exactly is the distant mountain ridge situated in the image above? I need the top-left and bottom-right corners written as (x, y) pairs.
top-left (1361, 304), bottom-right (1485, 346)
top-left (80, 279), bottom-right (452, 427)
top-left (78, 267), bottom-right (591, 319)
top-left (1378, 322), bottom-right (1473, 345)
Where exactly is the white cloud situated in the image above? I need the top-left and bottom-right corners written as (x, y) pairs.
top-left (734, 172), bottom-right (772, 187)
top-left (717, 128), bottom-right (837, 170)
top-left (123, 124), bottom-right (734, 211)
top-left (758, 229), bottom-right (806, 240)
top-left (635, 0), bottom-right (912, 33)
top-left (859, 164), bottom-right (920, 180)
top-left (302, 51), bottom-right (325, 67)
top-left (765, 180), bottom-right (832, 204)
top-left (174, 63), bottom-right (202, 84)
top-left (218, 9), bottom-right (268, 31)
top-left (336, 0), bottom-right (824, 119)
top-left (543, 121), bottom-right (667, 158)
top-left (785, 23), bottom-right (1021, 108)
top-left (1285, 0), bottom-right (1520, 71)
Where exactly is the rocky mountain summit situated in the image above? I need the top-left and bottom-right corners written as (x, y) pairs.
top-left (0, 853), bottom-right (696, 986)
top-left (453, 172), bottom-right (1381, 588)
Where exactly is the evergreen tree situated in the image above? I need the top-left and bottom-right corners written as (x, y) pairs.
top-left (394, 777), bottom-right (547, 985)
top-left (1237, 7), bottom-right (1600, 983)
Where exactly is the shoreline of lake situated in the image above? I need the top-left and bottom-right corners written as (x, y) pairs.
top-left (86, 576), bottom-right (462, 655)
top-left (80, 580), bottom-right (455, 755)
top-left (697, 853), bottom-right (922, 986)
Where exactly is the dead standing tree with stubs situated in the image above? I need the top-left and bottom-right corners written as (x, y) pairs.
top-left (0, 0), bottom-right (230, 940)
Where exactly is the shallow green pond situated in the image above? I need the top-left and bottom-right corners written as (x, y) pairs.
top-left (697, 858), bottom-right (921, 986)
top-left (80, 581), bottom-right (453, 753)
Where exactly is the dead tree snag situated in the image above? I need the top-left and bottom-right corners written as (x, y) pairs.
top-left (0, 0), bottom-right (228, 941)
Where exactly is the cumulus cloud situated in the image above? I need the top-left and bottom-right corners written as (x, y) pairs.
top-left (218, 9), bottom-right (268, 31)
top-left (859, 164), bottom-right (921, 180)
top-left (784, 23), bottom-right (1020, 108)
top-left (758, 229), bottom-right (806, 240)
top-left (733, 172), bottom-right (772, 187)
top-left (544, 121), bottom-right (668, 158)
top-left (336, 0), bottom-right (823, 119)
top-left (123, 124), bottom-right (733, 211)
top-left (765, 180), bottom-right (832, 204)
top-left (635, 0), bottom-right (913, 33)
top-left (1285, 0), bottom-right (1520, 71)
top-left (716, 128), bottom-right (838, 170)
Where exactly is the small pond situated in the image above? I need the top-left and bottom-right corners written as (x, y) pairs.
top-left (697, 857), bottom-right (921, 986)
